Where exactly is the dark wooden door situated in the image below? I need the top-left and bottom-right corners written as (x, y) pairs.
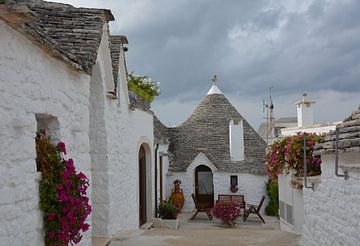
top-left (195, 165), bottom-right (214, 207)
top-left (139, 145), bottom-right (146, 226)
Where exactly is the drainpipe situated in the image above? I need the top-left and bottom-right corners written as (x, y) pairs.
top-left (155, 144), bottom-right (159, 218)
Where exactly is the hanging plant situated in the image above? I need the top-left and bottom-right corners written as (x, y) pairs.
top-left (36, 130), bottom-right (91, 245)
top-left (264, 132), bottom-right (322, 179)
top-left (264, 137), bottom-right (287, 179)
top-left (284, 132), bottom-right (322, 177)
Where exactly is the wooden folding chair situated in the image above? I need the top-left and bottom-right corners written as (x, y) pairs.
top-left (243, 195), bottom-right (266, 223)
top-left (190, 193), bottom-right (213, 220)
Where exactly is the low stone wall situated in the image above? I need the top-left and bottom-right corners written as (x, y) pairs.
top-left (303, 153), bottom-right (360, 246)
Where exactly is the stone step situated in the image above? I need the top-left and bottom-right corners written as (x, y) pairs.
top-left (140, 222), bottom-right (153, 230)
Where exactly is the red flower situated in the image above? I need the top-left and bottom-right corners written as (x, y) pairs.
top-left (81, 223), bottom-right (90, 232)
top-left (47, 214), bottom-right (56, 221)
top-left (58, 142), bottom-right (67, 155)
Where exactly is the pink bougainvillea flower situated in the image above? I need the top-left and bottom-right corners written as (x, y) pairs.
top-left (48, 231), bottom-right (55, 238)
top-left (59, 193), bottom-right (68, 203)
top-left (67, 159), bottom-right (74, 168)
top-left (59, 216), bottom-right (67, 223)
top-left (62, 223), bottom-right (71, 232)
top-left (47, 213), bottom-right (56, 221)
top-left (77, 172), bottom-right (87, 180)
top-left (37, 132), bottom-right (91, 245)
top-left (81, 223), bottom-right (90, 232)
top-left (56, 184), bottom-right (64, 191)
top-left (58, 233), bottom-right (67, 241)
top-left (58, 141), bottom-right (67, 155)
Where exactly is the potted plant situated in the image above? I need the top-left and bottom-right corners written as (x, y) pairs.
top-left (158, 199), bottom-right (177, 219)
top-left (212, 202), bottom-right (242, 227)
top-left (127, 72), bottom-right (160, 103)
top-left (157, 199), bottom-right (179, 229)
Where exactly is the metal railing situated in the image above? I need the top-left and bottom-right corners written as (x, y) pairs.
top-left (303, 132), bottom-right (315, 190)
top-left (335, 127), bottom-right (349, 180)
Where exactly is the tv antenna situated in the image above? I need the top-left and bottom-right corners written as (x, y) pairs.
top-left (263, 87), bottom-right (274, 145)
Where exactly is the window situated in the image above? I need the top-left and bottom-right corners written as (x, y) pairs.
top-left (230, 175), bottom-right (238, 188)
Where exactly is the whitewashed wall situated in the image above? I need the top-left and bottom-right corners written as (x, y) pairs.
top-left (278, 172), bottom-right (304, 234)
top-left (281, 124), bottom-right (337, 137)
top-left (90, 24), bottom-right (155, 239)
top-left (157, 144), bottom-right (169, 202)
top-left (166, 153), bottom-right (267, 212)
top-left (303, 153), bottom-right (360, 246)
top-left (0, 20), bottom-right (92, 245)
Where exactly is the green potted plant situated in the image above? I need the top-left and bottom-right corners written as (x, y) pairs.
top-left (127, 72), bottom-right (160, 104)
top-left (158, 199), bottom-right (179, 229)
top-left (158, 199), bottom-right (177, 219)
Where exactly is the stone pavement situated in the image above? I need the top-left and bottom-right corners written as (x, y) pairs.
top-left (109, 212), bottom-right (302, 246)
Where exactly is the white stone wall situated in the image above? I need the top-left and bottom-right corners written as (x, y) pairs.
top-left (214, 172), bottom-right (267, 211)
top-left (157, 144), bottom-right (169, 202)
top-left (278, 172), bottom-right (304, 234)
top-left (303, 153), bottom-right (360, 246)
top-left (0, 20), bottom-right (92, 245)
top-left (281, 124), bottom-right (337, 137)
top-left (166, 158), bottom-right (267, 213)
top-left (90, 24), bottom-right (155, 238)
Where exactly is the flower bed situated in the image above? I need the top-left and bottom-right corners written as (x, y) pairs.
top-left (212, 202), bottom-right (242, 227)
top-left (36, 130), bottom-right (91, 245)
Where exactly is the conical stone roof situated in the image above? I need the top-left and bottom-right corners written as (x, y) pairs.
top-left (155, 91), bottom-right (267, 174)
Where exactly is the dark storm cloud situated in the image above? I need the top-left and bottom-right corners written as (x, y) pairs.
top-left (55, 0), bottom-right (360, 127)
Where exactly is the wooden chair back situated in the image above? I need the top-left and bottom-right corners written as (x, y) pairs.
top-left (191, 193), bottom-right (199, 208)
top-left (256, 196), bottom-right (266, 212)
top-left (217, 194), bottom-right (245, 208)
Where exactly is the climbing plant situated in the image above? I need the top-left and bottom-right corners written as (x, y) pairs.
top-left (264, 132), bottom-right (322, 179)
top-left (36, 130), bottom-right (91, 245)
top-left (265, 178), bottom-right (279, 217)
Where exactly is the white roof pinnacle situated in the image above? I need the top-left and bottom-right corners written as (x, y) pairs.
top-left (207, 74), bottom-right (223, 95)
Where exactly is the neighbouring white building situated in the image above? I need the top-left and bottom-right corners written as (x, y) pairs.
top-left (281, 93), bottom-right (340, 137)
top-left (278, 94), bottom-right (342, 234)
top-left (154, 79), bottom-right (268, 212)
top-left (258, 117), bottom-right (297, 145)
top-left (0, 1), bottom-right (155, 245)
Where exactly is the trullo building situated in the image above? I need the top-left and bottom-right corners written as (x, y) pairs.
top-left (155, 78), bottom-right (268, 211)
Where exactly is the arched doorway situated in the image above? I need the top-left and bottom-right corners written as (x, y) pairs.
top-left (139, 145), bottom-right (146, 226)
top-left (195, 165), bottom-right (214, 207)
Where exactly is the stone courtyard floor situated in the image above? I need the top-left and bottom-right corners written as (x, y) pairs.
top-left (109, 212), bottom-right (302, 246)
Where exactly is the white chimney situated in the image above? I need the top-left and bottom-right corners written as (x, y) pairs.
top-left (296, 93), bottom-right (315, 127)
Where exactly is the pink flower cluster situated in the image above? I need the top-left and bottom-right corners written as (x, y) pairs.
top-left (212, 202), bottom-right (241, 223)
top-left (264, 132), bottom-right (322, 179)
top-left (45, 142), bottom-right (91, 245)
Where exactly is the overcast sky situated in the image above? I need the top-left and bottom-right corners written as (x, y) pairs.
top-left (56, 0), bottom-right (360, 129)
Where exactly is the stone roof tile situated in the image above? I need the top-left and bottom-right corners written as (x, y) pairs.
top-left (315, 105), bottom-right (360, 155)
top-left (155, 93), bottom-right (267, 174)
top-left (4, 0), bottom-right (114, 74)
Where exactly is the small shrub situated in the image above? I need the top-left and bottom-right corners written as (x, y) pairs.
top-left (265, 178), bottom-right (279, 217)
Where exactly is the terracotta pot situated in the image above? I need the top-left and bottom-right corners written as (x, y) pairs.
top-left (170, 183), bottom-right (185, 212)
